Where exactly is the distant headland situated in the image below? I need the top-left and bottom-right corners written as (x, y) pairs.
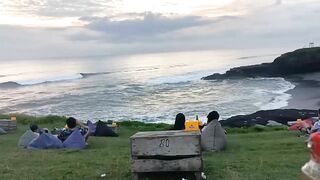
top-left (202, 47), bottom-right (320, 80)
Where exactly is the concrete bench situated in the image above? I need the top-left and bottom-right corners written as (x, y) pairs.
top-left (130, 130), bottom-right (202, 180)
top-left (0, 119), bottom-right (17, 131)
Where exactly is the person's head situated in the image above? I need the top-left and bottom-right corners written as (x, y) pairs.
top-left (207, 111), bottom-right (219, 124)
top-left (43, 128), bottom-right (49, 133)
top-left (66, 117), bottom-right (77, 129)
top-left (30, 124), bottom-right (38, 132)
top-left (173, 113), bottom-right (185, 130)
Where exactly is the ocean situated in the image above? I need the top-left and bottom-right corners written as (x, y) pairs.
top-left (0, 50), bottom-right (295, 123)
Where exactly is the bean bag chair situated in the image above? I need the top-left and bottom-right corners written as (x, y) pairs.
top-left (63, 128), bottom-right (86, 149)
top-left (201, 120), bottom-right (227, 151)
top-left (28, 133), bottom-right (63, 149)
top-left (94, 120), bottom-right (118, 137)
top-left (87, 120), bottom-right (96, 135)
top-left (18, 130), bottom-right (38, 148)
top-left (288, 119), bottom-right (313, 131)
top-left (0, 127), bottom-right (6, 135)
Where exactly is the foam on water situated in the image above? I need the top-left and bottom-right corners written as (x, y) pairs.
top-left (257, 93), bottom-right (292, 110)
top-left (0, 50), bottom-right (298, 123)
top-left (0, 71), bottom-right (296, 122)
top-left (253, 77), bottom-right (295, 110)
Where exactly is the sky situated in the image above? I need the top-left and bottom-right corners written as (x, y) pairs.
top-left (0, 0), bottom-right (319, 60)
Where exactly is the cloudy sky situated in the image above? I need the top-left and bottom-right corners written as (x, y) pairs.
top-left (0, 0), bottom-right (319, 60)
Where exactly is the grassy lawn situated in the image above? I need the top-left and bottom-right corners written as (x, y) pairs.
top-left (0, 115), bottom-right (310, 180)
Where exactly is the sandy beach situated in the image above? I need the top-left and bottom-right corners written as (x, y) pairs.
top-left (284, 72), bottom-right (320, 110)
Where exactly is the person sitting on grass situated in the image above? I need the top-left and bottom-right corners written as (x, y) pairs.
top-left (201, 111), bottom-right (227, 151)
top-left (171, 113), bottom-right (185, 130)
top-left (18, 124), bottom-right (40, 148)
top-left (30, 124), bottom-right (40, 136)
top-left (58, 117), bottom-right (90, 142)
top-left (311, 109), bottom-right (320, 133)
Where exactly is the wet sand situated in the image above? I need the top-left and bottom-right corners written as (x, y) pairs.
top-left (284, 73), bottom-right (320, 110)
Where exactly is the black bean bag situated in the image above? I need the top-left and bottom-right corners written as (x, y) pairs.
top-left (94, 120), bottom-right (118, 137)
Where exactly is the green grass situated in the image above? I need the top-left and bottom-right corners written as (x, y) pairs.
top-left (0, 115), bottom-right (310, 180)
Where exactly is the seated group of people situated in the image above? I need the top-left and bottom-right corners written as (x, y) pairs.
top-left (18, 111), bottom-right (227, 151)
top-left (19, 117), bottom-right (120, 150)
top-left (18, 117), bottom-right (95, 150)
top-left (172, 111), bottom-right (227, 151)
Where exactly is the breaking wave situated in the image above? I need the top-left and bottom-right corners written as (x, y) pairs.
top-left (0, 74), bottom-right (83, 88)
top-left (0, 71), bottom-right (119, 88)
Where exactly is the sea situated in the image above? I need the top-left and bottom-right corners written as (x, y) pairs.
top-left (0, 49), bottom-right (295, 123)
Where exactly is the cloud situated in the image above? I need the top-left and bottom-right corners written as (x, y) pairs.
top-left (0, 0), bottom-right (116, 17)
top-left (77, 12), bottom-right (213, 42)
top-left (0, 1), bottom-right (319, 60)
top-left (275, 0), bottom-right (282, 5)
top-left (36, 0), bottom-right (115, 17)
top-left (0, 25), bottom-right (115, 60)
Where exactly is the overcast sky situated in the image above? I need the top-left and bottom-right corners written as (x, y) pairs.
top-left (0, 0), bottom-right (319, 60)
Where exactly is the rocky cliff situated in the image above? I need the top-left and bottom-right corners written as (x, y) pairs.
top-left (203, 47), bottom-right (320, 80)
top-left (220, 109), bottom-right (318, 127)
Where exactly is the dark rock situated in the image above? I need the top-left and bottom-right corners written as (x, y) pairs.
top-left (203, 47), bottom-right (320, 80)
top-left (220, 109), bottom-right (318, 127)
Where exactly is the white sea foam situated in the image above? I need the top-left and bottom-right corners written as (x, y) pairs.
top-left (253, 78), bottom-right (295, 110)
top-left (258, 93), bottom-right (292, 110)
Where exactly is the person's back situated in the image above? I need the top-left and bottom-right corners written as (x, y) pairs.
top-left (18, 124), bottom-right (39, 148)
top-left (201, 111), bottom-right (227, 151)
top-left (171, 113), bottom-right (185, 130)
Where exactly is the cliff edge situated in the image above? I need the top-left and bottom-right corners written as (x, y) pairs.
top-left (202, 47), bottom-right (320, 80)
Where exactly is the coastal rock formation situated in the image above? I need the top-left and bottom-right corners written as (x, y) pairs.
top-left (220, 109), bottom-right (318, 127)
top-left (202, 47), bottom-right (320, 80)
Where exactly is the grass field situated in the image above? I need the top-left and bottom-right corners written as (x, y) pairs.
top-left (0, 115), bottom-right (310, 180)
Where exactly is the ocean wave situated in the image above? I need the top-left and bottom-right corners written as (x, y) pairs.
top-left (0, 71), bottom-right (118, 88)
top-left (0, 74), bottom-right (83, 88)
top-left (0, 81), bottom-right (22, 88)
top-left (248, 77), bottom-right (287, 81)
top-left (253, 77), bottom-right (295, 94)
top-left (19, 74), bottom-right (84, 85)
top-left (253, 78), bottom-right (295, 110)
top-left (255, 93), bottom-right (292, 110)
top-left (135, 65), bottom-right (186, 72)
top-left (80, 72), bottom-right (112, 78)
top-left (148, 70), bottom-right (214, 85)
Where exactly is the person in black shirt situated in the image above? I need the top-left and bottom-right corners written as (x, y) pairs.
top-left (58, 117), bottom-right (90, 142)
